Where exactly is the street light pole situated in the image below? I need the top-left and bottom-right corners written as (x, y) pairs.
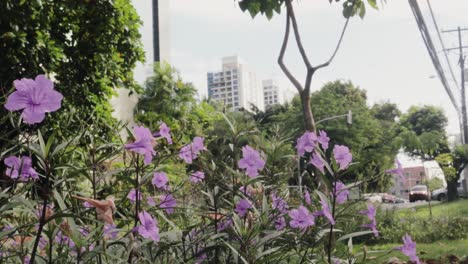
top-left (316, 110), bottom-right (353, 125)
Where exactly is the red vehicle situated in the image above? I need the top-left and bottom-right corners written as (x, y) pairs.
top-left (409, 185), bottom-right (430, 202)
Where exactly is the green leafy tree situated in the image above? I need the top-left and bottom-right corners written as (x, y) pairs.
top-left (270, 81), bottom-right (401, 191)
top-left (424, 177), bottom-right (445, 192)
top-left (135, 62), bottom-right (221, 140)
top-left (400, 106), bottom-right (450, 160)
top-left (0, 0), bottom-right (144, 143)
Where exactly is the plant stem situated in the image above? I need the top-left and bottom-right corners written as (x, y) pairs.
top-left (327, 182), bottom-right (337, 263)
top-left (30, 195), bottom-right (48, 263)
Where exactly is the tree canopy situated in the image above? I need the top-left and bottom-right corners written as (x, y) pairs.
top-left (0, 0), bottom-right (144, 143)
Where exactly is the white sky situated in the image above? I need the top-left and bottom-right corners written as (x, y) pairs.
top-left (135, 0), bottom-right (468, 134)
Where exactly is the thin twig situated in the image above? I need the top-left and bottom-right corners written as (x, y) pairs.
top-left (314, 18), bottom-right (350, 71)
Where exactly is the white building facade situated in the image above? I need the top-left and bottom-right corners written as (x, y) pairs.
top-left (207, 56), bottom-right (264, 112)
top-left (262, 79), bottom-right (280, 109)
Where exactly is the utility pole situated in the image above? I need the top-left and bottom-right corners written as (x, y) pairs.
top-left (443, 27), bottom-right (468, 195)
top-left (442, 27), bottom-right (468, 144)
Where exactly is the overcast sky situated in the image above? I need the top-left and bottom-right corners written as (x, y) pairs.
top-left (162, 1), bottom-right (468, 134)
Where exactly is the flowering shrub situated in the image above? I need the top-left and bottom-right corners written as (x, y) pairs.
top-left (0, 75), bottom-right (422, 263)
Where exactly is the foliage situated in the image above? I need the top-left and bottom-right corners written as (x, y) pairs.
top-left (424, 177), bottom-right (444, 192)
top-left (237, 0), bottom-right (380, 19)
top-left (436, 145), bottom-right (468, 201)
top-left (135, 62), bottom-right (222, 141)
top-left (377, 208), bottom-right (468, 244)
top-left (0, 0), bottom-right (144, 145)
top-left (0, 75), bottom-right (406, 263)
top-left (269, 81), bottom-right (401, 191)
top-left (400, 106), bottom-right (450, 159)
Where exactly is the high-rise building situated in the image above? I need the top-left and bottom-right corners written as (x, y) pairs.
top-left (262, 79), bottom-right (280, 108)
top-left (207, 56), bottom-right (264, 112)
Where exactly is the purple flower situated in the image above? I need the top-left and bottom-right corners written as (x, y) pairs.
top-left (103, 224), bottom-right (119, 240)
top-left (296, 132), bottom-right (317, 156)
top-left (179, 137), bottom-right (206, 164)
top-left (55, 231), bottom-right (75, 248)
top-left (318, 197), bottom-right (335, 225)
top-left (190, 171), bottom-right (205, 183)
top-left (271, 192), bottom-right (288, 215)
top-left (317, 130), bottom-right (330, 150)
top-left (127, 189), bottom-right (142, 203)
top-left (125, 126), bottom-right (156, 165)
top-left (309, 152), bottom-right (325, 173)
top-left (332, 181), bottom-right (349, 204)
top-left (304, 190), bottom-right (311, 205)
top-left (360, 204), bottom-right (379, 237)
top-left (192, 137), bottom-right (206, 153)
top-left (152, 172), bottom-right (169, 190)
top-left (195, 253), bottom-right (208, 264)
top-left (217, 217), bottom-right (233, 231)
top-left (289, 205), bottom-right (314, 230)
top-left (147, 197), bottom-right (156, 206)
top-left (4, 156), bottom-right (38, 181)
top-left (24, 255), bottom-right (31, 264)
top-left (160, 194), bottom-right (177, 214)
top-left (237, 145), bottom-right (265, 178)
top-left (235, 199), bottom-right (252, 217)
top-left (4, 75), bottom-right (63, 124)
top-left (395, 234), bottom-right (420, 264)
top-left (386, 159), bottom-right (405, 182)
top-left (157, 122), bottom-right (172, 145)
top-left (137, 211), bottom-right (160, 242)
top-left (179, 144), bottom-right (195, 164)
top-left (83, 201), bottom-right (93, 208)
top-left (274, 216), bottom-right (287, 231)
top-left (333, 145), bottom-right (352, 170)
top-left (38, 236), bottom-right (48, 250)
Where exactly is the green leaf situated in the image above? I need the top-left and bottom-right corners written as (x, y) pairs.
top-left (359, 3), bottom-right (366, 19)
top-left (367, 0), bottom-right (378, 9)
top-left (337, 230), bottom-right (374, 242)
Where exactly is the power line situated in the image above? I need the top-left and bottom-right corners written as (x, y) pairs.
top-left (426, 0), bottom-right (460, 91)
top-left (408, 0), bottom-right (461, 118)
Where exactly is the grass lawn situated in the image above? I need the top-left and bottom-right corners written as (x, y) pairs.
top-left (398, 199), bottom-right (468, 218)
top-left (357, 239), bottom-right (468, 263)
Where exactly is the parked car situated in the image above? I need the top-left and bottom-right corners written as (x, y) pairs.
top-left (382, 193), bottom-right (397, 203)
top-left (395, 197), bottom-right (409, 204)
top-left (362, 193), bottom-right (382, 203)
top-left (431, 179), bottom-right (468, 201)
top-left (409, 185), bottom-right (430, 202)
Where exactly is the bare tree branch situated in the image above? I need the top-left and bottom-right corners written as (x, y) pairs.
top-left (286, 0), bottom-right (313, 71)
top-left (313, 18), bottom-right (350, 70)
top-left (278, 4), bottom-right (304, 93)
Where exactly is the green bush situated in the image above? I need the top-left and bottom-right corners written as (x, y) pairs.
top-left (376, 208), bottom-right (468, 243)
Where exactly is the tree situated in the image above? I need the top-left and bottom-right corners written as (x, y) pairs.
top-left (268, 81), bottom-right (401, 191)
top-left (0, 0), bottom-right (144, 143)
top-left (424, 177), bottom-right (444, 192)
top-left (435, 146), bottom-right (468, 201)
top-left (400, 105), bottom-right (450, 159)
top-left (238, 0), bottom-right (380, 133)
top-left (135, 62), bottom-right (222, 141)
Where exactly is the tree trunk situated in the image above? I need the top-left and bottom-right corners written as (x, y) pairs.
top-left (447, 178), bottom-right (458, 201)
top-left (300, 91), bottom-right (316, 132)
